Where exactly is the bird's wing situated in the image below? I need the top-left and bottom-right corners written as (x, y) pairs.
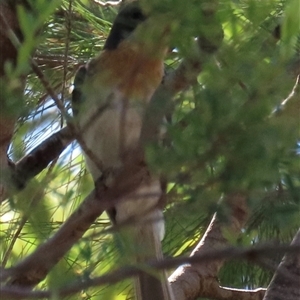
top-left (72, 65), bottom-right (87, 116)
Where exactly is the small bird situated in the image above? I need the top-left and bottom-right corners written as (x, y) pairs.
top-left (72, 2), bottom-right (174, 300)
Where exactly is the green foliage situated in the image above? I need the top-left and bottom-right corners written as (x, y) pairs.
top-left (281, 0), bottom-right (300, 58)
top-left (0, 0), bottom-right (299, 299)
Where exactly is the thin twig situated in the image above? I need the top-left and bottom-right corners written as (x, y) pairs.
top-left (1, 217), bottom-right (27, 268)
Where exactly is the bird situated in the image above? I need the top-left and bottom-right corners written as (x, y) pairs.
top-left (72, 2), bottom-right (174, 300)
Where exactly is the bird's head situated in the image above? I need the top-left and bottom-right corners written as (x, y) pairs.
top-left (103, 2), bottom-right (147, 50)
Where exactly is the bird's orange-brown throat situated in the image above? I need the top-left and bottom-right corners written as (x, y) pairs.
top-left (89, 40), bottom-right (165, 102)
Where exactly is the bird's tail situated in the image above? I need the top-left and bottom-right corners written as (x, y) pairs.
top-left (131, 209), bottom-right (174, 300)
top-left (114, 177), bottom-right (174, 300)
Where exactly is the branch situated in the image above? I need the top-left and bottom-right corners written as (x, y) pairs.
top-left (169, 193), bottom-right (249, 300)
top-left (209, 286), bottom-right (266, 300)
top-left (166, 26), bottom-right (299, 300)
top-left (3, 145), bottom-right (163, 286)
top-left (273, 75), bottom-right (300, 121)
top-left (33, 54), bottom-right (79, 69)
top-left (2, 243), bottom-right (299, 299)
top-left (4, 190), bottom-right (102, 286)
top-left (263, 228), bottom-right (300, 300)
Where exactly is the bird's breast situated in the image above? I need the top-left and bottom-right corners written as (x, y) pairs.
top-left (80, 41), bottom-right (165, 178)
top-left (88, 40), bottom-right (165, 102)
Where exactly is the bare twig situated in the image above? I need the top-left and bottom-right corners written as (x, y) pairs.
top-left (61, 0), bottom-right (73, 105)
top-left (34, 54), bottom-right (77, 68)
top-left (29, 61), bottom-right (67, 117)
top-left (1, 217), bottom-right (27, 268)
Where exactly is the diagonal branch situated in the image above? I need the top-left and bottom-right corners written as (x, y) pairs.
top-left (5, 190), bottom-right (102, 286)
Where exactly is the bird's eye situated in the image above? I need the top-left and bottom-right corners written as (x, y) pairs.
top-left (131, 10), bottom-right (144, 20)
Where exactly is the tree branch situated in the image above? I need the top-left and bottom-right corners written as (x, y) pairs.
top-left (263, 228), bottom-right (300, 300)
top-left (5, 190), bottom-right (102, 286)
top-left (2, 243), bottom-right (299, 299)
top-left (169, 193), bottom-right (249, 300)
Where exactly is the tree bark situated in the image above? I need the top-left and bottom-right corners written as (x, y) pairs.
top-left (169, 193), bottom-right (250, 300)
top-left (263, 228), bottom-right (300, 300)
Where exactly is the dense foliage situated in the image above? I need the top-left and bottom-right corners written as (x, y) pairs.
top-left (0, 0), bottom-right (299, 299)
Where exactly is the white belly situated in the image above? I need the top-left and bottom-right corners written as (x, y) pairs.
top-left (81, 103), bottom-right (142, 180)
top-left (78, 91), bottom-right (164, 240)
